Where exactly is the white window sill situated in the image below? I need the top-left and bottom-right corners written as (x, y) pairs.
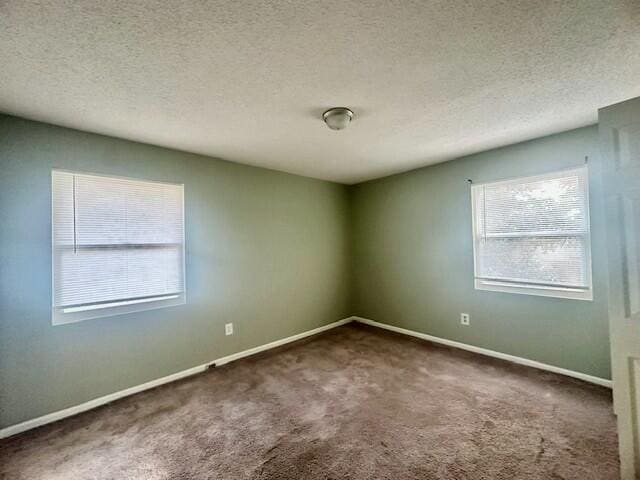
top-left (62, 295), bottom-right (180, 313)
top-left (52, 293), bottom-right (186, 325)
top-left (475, 279), bottom-right (593, 301)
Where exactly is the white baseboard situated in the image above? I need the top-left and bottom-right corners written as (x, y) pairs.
top-left (1, 315), bottom-right (611, 440)
top-left (213, 317), bottom-right (352, 366)
top-left (0, 317), bottom-right (352, 440)
top-left (353, 316), bottom-right (613, 389)
top-left (0, 364), bottom-right (210, 441)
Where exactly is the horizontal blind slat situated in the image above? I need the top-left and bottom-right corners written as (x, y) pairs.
top-left (52, 171), bottom-right (184, 309)
top-left (472, 168), bottom-right (590, 290)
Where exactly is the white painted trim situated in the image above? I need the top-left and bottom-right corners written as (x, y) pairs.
top-left (353, 316), bottom-right (612, 388)
top-left (470, 165), bottom-right (594, 303)
top-left (0, 317), bottom-right (352, 439)
top-left (474, 278), bottom-right (593, 301)
top-left (0, 364), bottom-right (208, 440)
top-left (1, 315), bottom-right (610, 440)
top-left (213, 317), bottom-right (352, 366)
top-left (62, 294), bottom-right (180, 313)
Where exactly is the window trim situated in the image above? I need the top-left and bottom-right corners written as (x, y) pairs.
top-left (470, 165), bottom-right (593, 301)
top-left (51, 169), bottom-right (187, 325)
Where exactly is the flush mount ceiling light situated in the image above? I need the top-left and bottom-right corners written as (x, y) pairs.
top-left (322, 107), bottom-right (354, 131)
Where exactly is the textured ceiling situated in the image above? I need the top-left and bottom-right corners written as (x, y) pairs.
top-left (2, 1), bottom-right (640, 184)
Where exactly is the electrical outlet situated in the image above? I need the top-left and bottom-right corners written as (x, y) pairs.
top-left (225, 323), bottom-right (233, 336)
top-left (460, 313), bottom-right (470, 326)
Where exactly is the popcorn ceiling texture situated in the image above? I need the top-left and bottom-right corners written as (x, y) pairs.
top-left (1, 0), bottom-right (640, 183)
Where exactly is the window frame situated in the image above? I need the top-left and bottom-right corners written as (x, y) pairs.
top-left (51, 169), bottom-right (186, 325)
top-left (470, 166), bottom-right (593, 301)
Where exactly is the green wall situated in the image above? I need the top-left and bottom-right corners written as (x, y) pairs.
top-left (0, 116), bottom-right (612, 430)
top-left (0, 115), bottom-right (352, 428)
top-left (351, 126), bottom-right (611, 379)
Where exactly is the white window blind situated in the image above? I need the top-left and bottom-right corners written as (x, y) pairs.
top-left (471, 166), bottom-right (592, 300)
top-left (52, 170), bottom-right (185, 324)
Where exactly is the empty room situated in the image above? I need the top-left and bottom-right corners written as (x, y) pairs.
top-left (1, 1), bottom-right (640, 479)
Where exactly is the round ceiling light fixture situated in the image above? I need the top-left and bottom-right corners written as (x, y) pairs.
top-left (323, 107), bottom-right (354, 131)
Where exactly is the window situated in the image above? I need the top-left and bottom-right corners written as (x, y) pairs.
top-left (52, 170), bottom-right (185, 325)
top-left (471, 166), bottom-right (592, 300)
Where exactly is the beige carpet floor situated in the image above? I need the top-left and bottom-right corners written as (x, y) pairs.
top-left (0, 323), bottom-right (619, 479)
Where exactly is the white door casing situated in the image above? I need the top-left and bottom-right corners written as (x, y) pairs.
top-left (599, 97), bottom-right (640, 480)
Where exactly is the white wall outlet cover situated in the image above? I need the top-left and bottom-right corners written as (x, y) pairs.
top-left (460, 313), bottom-right (470, 325)
top-left (225, 323), bottom-right (233, 335)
